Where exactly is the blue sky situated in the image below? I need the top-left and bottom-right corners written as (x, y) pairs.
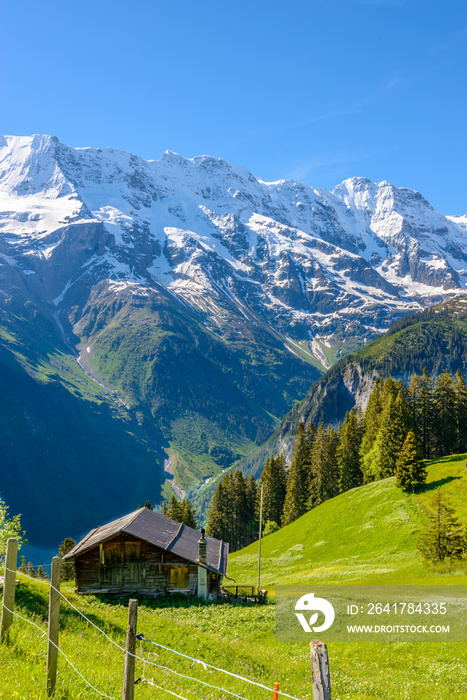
top-left (1, 0), bottom-right (466, 214)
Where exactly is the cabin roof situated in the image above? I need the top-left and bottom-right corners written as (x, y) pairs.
top-left (63, 508), bottom-right (229, 575)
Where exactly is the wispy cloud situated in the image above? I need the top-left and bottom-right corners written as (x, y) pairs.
top-left (294, 76), bottom-right (402, 129)
top-left (429, 25), bottom-right (467, 54)
top-left (284, 152), bottom-right (374, 184)
top-left (226, 76), bottom-right (402, 152)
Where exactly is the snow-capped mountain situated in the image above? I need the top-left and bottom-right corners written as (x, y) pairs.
top-left (1, 134), bottom-right (466, 367)
top-left (1, 134), bottom-right (467, 543)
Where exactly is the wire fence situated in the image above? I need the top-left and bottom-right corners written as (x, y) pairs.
top-left (1, 563), bottom-right (306, 700)
top-left (1, 601), bottom-right (116, 699)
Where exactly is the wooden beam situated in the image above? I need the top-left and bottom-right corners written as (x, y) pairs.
top-left (310, 640), bottom-right (331, 700)
top-left (122, 599), bottom-right (138, 700)
top-left (46, 556), bottom-right (61, 696)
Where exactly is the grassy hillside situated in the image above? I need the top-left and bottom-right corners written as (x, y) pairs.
top-left (228, 454), bottom-right (467, 587)
top-left (1, 573), bottom-right (466, 700)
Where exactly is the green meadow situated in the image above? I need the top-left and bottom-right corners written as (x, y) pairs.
top-left (228, 454), bottom-right (467, 587)
top-left (1, 455), bottom-right (466, 699)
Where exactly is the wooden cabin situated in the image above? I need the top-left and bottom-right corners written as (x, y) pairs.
top-left (63, 508), bottom-right (228, 599)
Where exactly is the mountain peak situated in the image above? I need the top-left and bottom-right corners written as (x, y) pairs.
top-left (0, 135), bottom-right (465, 352)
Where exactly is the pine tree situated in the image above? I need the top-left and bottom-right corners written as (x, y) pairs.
top-left (308, 424), bottom-right (339, 507)
top-left (364, 396), bottom-right (395, 480)
top-left (37, 565), bottom-right (47, 580)
top-left (337, 408), bottom-right (363, 493)
top-left (282, 423), bottom-right (310, 526)
top-left (407, 371), bottom-right (433, 457)
top-left (232, 470), bottom-right (249, 551)
top-left (391, 392), bottom-right (412, 449)
top-left (418, 368), bottom-right (434, 458)
top-left (206, 471), bottom-right (256, 551)
top-left (18, 555), bottom-right (27, 574)
top-left (360, 378), bottom-right (384, 481)
top-left (144, 500), bottom-right (153, 510)
top-left (168, 495), bottom-right (183, 522)
top-left (245, 475), bottom-right (259, 545)
top-left (305, 422), bottom-right (317, 498)
top-left (260, 454), bottom-right (287, 526)
top-left (180, 498), bottom-right (198, 529)
top-left (207, 481), bottom-right (229, 543)
top-left (274, 453), bottom-right (288, 521)
top-left (453, 369), bottom-right (467, 453)
top-left (221, 473), bottom-right (236, 545)
top-left (395, 431), bottom-right (426, 492)
top-left (417, 488), bottom-right (466, 561)
top-left (367, 392), bottom-right (411, 480)
top-left (27, 562), bottom-right (36, 578)
top-left (381, 376), bottom-right (401, 404)
top-left (162, 501), bottom-right (169, 517)
top-left (59, 537), bottom-right (76, 581)
top-left (432, 370), bottom-right (456, 456)
top-left (407, 372), bottom-right (421, 432)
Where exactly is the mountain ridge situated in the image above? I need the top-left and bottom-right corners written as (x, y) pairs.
top-left (2, 134), bottom-right (466, 356)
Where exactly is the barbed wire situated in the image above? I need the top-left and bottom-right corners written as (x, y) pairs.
top-left (2, 603), bottom-right (116, 700)
top-left (138, 656), bottom-right (252, 700)
top-left (2, 602), bottom-right (47, 638)
top-left (3, 565), bottom-right (304, 700)
top-left (137, 635), bottom-right (303, 700)
top-left (139, 678), bottom-right (191, 699)
top-left (3, 569), bottom-right (253, 698)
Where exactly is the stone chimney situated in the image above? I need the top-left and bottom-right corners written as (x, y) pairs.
top-left (197, 528), bottom-right (208, 598)
top-left (198, 528), bottom-right (207, 564)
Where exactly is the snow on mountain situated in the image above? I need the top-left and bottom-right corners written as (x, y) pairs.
top-left (1, 134), bottom-right (466, 363)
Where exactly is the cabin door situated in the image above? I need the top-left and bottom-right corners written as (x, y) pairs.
top-left (122, 541), bottom-right (144, 588)
top-left (99, 541), bottom-right (123, 588)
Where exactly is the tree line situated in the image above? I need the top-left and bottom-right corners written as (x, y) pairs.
top-left (206, 368), bottom-right (467, 551)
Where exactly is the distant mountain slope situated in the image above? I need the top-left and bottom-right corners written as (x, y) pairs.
top-left (0, 343), bottom-right (165, 547)
top-left (227, 454), bottom-right (467, 586)
top-left (1, 135), bottom-right (467, 535)
top-left (230, 295), bottom-right (467, 481)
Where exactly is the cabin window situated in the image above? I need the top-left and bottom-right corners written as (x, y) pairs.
top-left (124, 540), bottom-right (143, 562)
top-left (168, 565), bottom-right (188, 588)
top-left (102, 541), bottom-right (123, 565)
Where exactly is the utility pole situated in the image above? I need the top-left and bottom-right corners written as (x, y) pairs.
top-left (257, 483), bottom-right (263, 595)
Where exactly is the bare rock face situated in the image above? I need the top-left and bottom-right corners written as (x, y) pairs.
top-left (342, 364), bottom-right (380, 414)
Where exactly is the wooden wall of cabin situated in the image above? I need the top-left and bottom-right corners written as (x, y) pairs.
top-left (74, 533), bottom-right (220, 596)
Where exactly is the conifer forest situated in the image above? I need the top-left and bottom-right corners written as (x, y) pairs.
top-left (207, 368), bottom-right (467, 551)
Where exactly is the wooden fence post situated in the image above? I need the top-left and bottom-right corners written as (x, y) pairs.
top-left (310, 640), bottom-right (331, 700)
top-left (0, 538), bottom-right (18, 642)
top-left (46, 556), bottom-right (61, 696)
top-left (122, 599), bottom-right (138, 700)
